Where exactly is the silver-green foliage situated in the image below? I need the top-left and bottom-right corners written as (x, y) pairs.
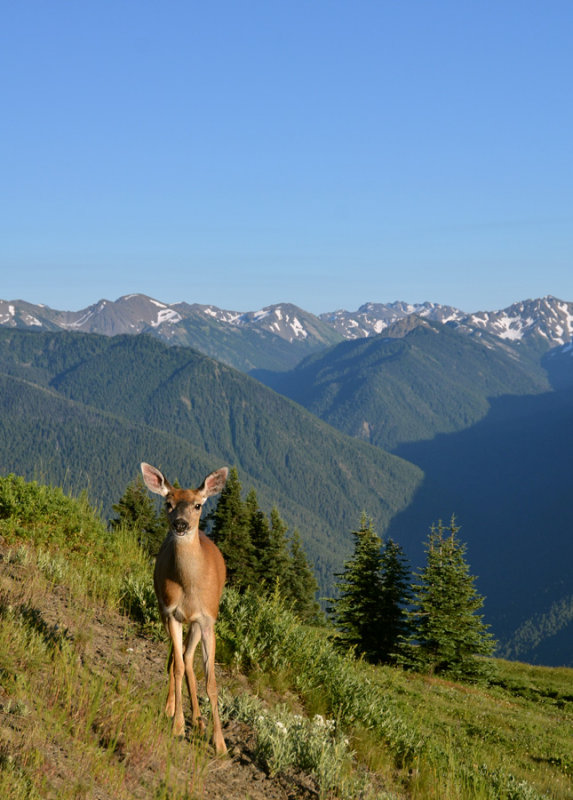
top-left (220, 690), bottom-right (354, 798)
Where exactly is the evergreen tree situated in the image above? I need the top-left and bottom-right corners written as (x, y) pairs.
top-left (400, 517), bottom-right (497, 682)
top-left (110, 476), bottom-right (167, 556)
top-left (210, 467), bottom-right (256, 591)
top-left (267, 507), bottom-right (292, 590)
top-left (286, 528), bottom-right (323, 624)
top-left (244, 487), bottom-right (271, 584)
top-left (329, 513), bottom-right (385, 661)
top-left (377, 538), bottom-right (412, 663)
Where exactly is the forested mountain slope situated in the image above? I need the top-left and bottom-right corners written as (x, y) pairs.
top-left (254, 319), bottom-right (550, 451)
top-left (0, 329), bottom-right (422, 594)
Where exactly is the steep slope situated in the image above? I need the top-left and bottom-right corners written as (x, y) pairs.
top-left (542, 340), bottom-right (573, 389)
top-left (0, 329), bottom-right (422, 594)
top-left (0, 372), bottom-right (219, 513)
top-left (0, 483), bottom-right (344, 800)
top-left (254, 319), bottom-right (550, 452)
top-left (3, 483), bottom-right (572, 799)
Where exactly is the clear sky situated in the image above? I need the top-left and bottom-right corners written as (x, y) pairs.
top-left (2, 1), bottom-right (572, 315)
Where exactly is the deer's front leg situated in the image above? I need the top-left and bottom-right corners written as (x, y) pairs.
top-left (167, 617), bottom-right (185, 737)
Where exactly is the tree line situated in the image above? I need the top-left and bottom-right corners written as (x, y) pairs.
top-left (111, 473), bottom-right (496, 681)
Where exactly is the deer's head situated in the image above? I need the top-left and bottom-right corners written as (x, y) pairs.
top-left (141, 463), bottom-right (228, 537)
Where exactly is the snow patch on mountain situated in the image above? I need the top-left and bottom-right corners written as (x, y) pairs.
top-left (205, 304), bottom-right (313, 341)
top-left (290, 316), bottom-right (307, 339)
top-left (63, 310), bottom-right (97, 329)
top-left (250, 309), bottom-right (272, 322)
top-left (0, 304), bottom-right (16, 324)
top-left (22, 313), bottom-right (43, 327)
top-left (150, 308), bottom-right (182, 327)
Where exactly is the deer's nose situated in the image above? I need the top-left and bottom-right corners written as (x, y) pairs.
top-left (173, 519), bottom-right (188, 534)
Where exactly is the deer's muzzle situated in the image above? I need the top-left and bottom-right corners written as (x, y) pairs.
top-left (173, 519), bottom-right (189, 535)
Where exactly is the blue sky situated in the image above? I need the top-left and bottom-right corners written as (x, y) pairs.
top-left (2, 1), bottom-right (572, 315)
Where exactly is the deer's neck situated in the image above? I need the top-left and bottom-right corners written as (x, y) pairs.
top-left (170, 527), bottom-right (204, 571)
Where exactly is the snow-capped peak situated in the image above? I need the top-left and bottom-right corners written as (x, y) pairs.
top-left (1, 294), bottom-right (572, 354)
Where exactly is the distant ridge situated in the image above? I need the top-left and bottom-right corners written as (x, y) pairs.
top-left (0, 294), bottom-right (342, 345)
top-left (0, 295), bottom-right (343, 371)
top-left (1, 294), bottom-right (573, 373)
top-left (318, 295), bottom-right (573, 347)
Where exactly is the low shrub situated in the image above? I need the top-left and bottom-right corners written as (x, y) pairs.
top-left (219, 690), bottom-right (359, 799)
top-left (119, 571), bottom-right (160, 628)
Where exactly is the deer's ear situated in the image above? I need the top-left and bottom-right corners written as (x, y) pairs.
top-left (201, 467), bottom-right (229, 498)
top-left (141, 463), bottom-right (172, 497)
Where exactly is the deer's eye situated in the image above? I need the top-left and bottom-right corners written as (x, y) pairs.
top-left (165, 500), bottom-right (175, 512)
top-left (194, 503), bottom-right (202, 511)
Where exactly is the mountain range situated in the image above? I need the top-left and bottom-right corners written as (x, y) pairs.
top-left (1, 293), bottom-right (572, 666)
top-left (2, 294), bottom-right (573, 372)
top-left (0, 295), bottom-right (342, 372)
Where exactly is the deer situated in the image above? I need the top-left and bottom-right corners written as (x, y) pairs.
top-left (140, 462), bottom-right (229, 755)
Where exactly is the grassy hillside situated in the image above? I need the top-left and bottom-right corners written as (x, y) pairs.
top-left (1, 478), bottom-right (571, 799)
top-left (0, 329), bottom-right (422, 595)
top-left (254, 320), bottom-right (550, 451)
